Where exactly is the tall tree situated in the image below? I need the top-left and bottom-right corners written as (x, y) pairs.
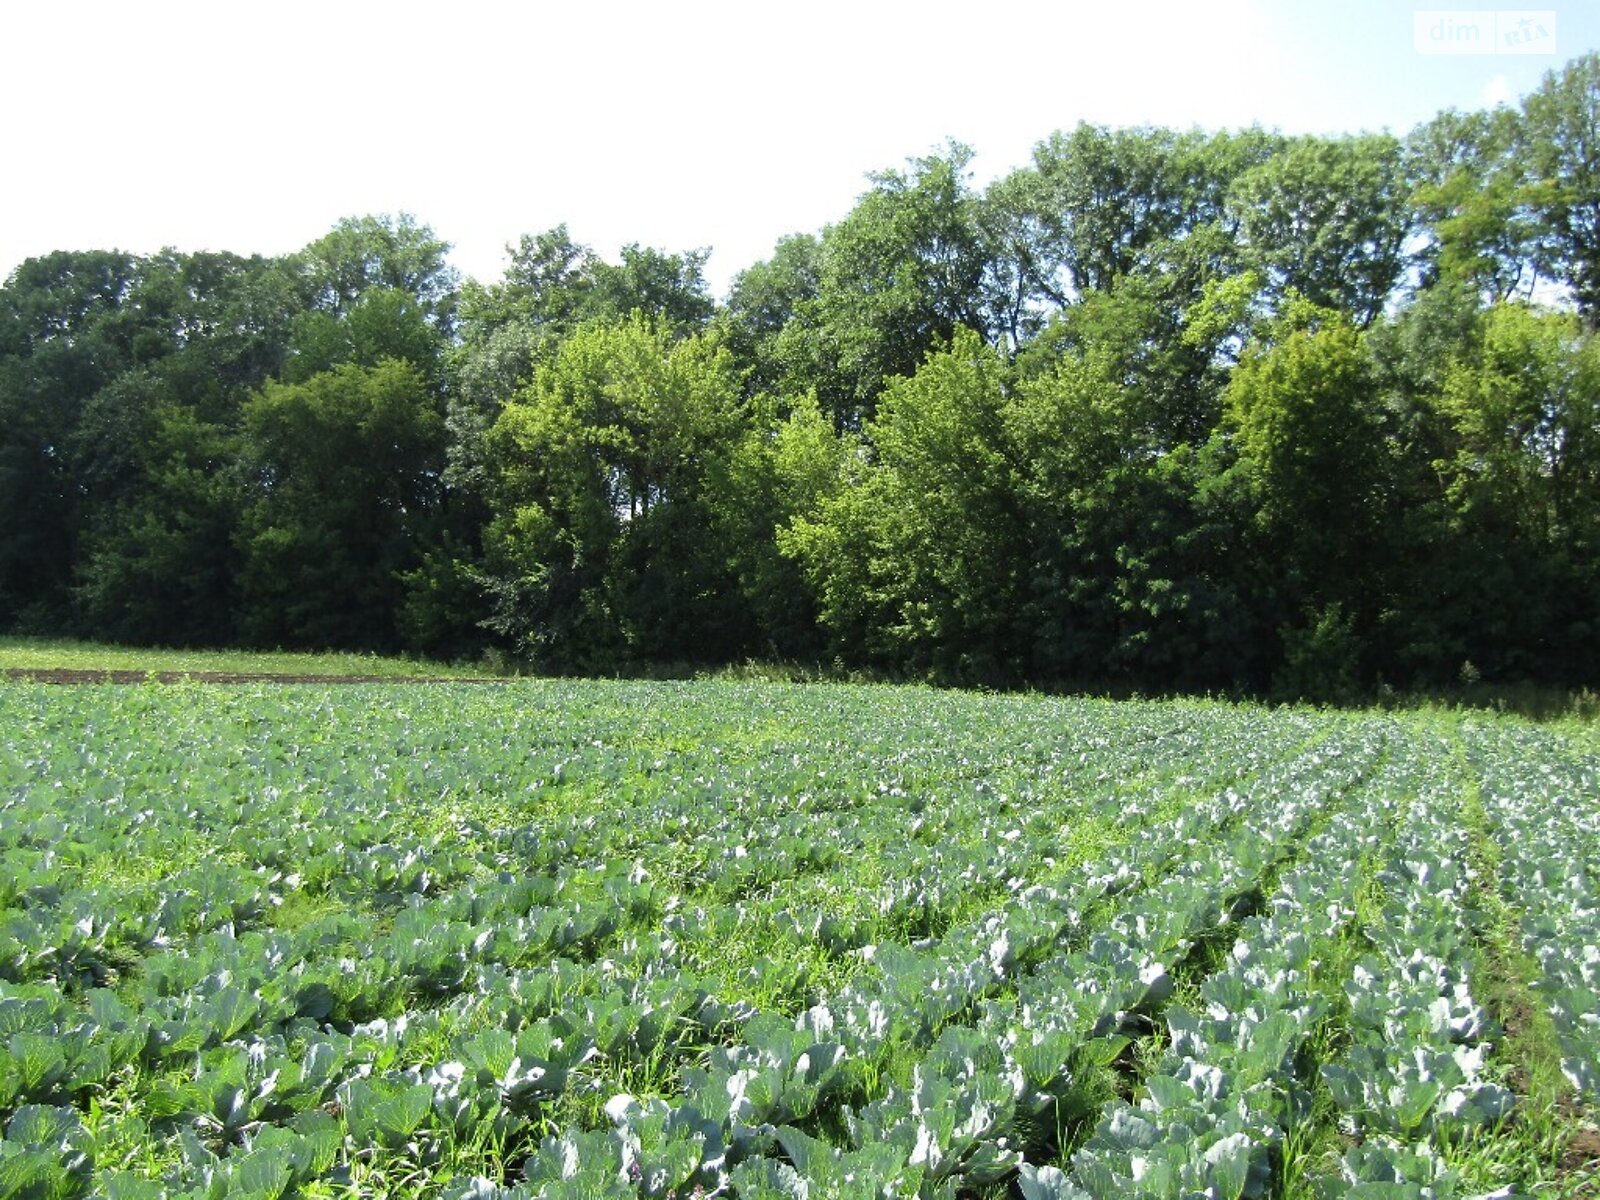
top-left (450, 232), bottom-right (715, 499)
top-left (1006, 334), bottom-right (1259, 689)
top-left (589, 244), bottom-right (715, 333)
top-left (287, 213), bottom-right (459, 332)
top-left (1020, 236), bottom-right (1257, 453)
top-left (806, 143), bottom-right (992, 426)
top-left (719, 233), bottom-right (823, 400)
top-left (236, 359), bottom-right (446, 649)
top-left (1228, 134), bottom-right (1412, 325)
top-left (0, 251), bottom-right (140, 626)
top-left (1521, 52), bottom-right (1600, 327)
top-left (716, 392), bottom-right (840, 659)
top-left (74, 397), bottom-right (242, 645)
top-left (66, 250), bottom-right (294, 644)
top-left (1423, 305), bottom-right (1600, 680)
top-left (1407, 106), bottom-right (1542, 302)
top-left (1026, 124), bottom-right (1247, 298)
top-left (1003, 124), bottom-right (1279, 311)
top-left (1222, 300), bottom-right (1390, 694)
top-left (275, 215), bottom-right (457, 388)
top-left (482, 317), bottom-right (746, 665)
top-left (458, 227), bottom-right (713, 344)
top-left (781, 329), bottom-right (1025, 677)
top-left (457, 225), bottom-right (599, 343)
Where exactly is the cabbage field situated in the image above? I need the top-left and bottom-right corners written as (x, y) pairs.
top-left (1, 680), bottom-right (1597, 1199)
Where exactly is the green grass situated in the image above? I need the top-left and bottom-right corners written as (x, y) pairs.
top-left (1452, 764), bottom-right (1598, 1198)
top-left (1378, 681), bottom-right (1600, 725)
top-left (0, 637), bottom-right (507, 679)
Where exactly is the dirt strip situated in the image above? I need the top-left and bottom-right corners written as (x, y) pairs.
top-left (2, 668), bottom-right (505, 685)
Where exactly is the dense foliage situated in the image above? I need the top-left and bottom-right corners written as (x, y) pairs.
top-left (1, 680), bottom-right (1596, 1196)
top-left (5, 57), bottom-right (1600, 697)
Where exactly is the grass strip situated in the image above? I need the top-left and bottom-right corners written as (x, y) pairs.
top-left (1456, 739), bottom-right (1600, 1198)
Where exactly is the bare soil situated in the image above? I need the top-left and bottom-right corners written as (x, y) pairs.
top-left (1561, 1115), bottom-right (1600, 1193)
top-left (2, 668), bottom-right (500, 685)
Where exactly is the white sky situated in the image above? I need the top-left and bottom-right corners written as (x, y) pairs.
top-left (1, 1), bottom-right (1594, 296)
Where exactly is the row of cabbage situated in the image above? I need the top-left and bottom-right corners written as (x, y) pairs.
top-left (127, 722), bottom-right (1374, 1200)
top-left (0, 684), bottom-right (1329, 1195)
top-left (6, 687), bottom-right (1590, 1198)
top-left (1302, 730), bottom-right (1514, 1196)
top-left (693, 726), bottom-right (1375, 1200)
top-left (0, 754), bottom-right (1280, 1198)
top-left (1467, 722), bottom-right (1600, 1101)
top-left (0, 683), bottom-right (1280, 990)
top-left (990, 723), bottom-right (1520, 1200)
top-left (1030, 743), bottom-right (1394, 1199)
top-left (0, 689), bottom-right (1297, 1104)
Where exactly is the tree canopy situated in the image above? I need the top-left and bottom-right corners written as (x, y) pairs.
top-left (5, 56), bottom-right (1600, 699)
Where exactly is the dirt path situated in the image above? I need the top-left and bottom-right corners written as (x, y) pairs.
top-left (2, 668), bottom-right (502, 685)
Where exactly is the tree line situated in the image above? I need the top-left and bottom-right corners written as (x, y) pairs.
top-left (4, 55), bottom-right (1599, 699)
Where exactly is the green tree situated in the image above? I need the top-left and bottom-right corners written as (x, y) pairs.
top-left (590, 244), bottom-right (715, 333)
top-left (446, 229), bottom-right (599, 533)
top-left (1225, 302), bottom-right (1385, 580)
top-left (74, 400), bottom-right (241, 645)
top-left (457, 225), bottom-right (599, 343)
top-left (272, 215), bottom-right (457, 387)
top-left (781, 329), bottom-right (1025, 677)
top-left (237, 359), bottom-right (445, 649)
top-left (719, 234), bottom-right (823, 400)
top-left (458, 227), bottom-right (713, 343)
top-left (1005, 338), bottom-right (1259, 689)
top-left (482, 317), bottom-right (746, 665)
top-left (1020, 238), bottom-right (1257, 453)
top-left (975, 168), bottom-right (1057, 349)
top-left (714, 392), bottom-right (841, 659)
top-left (1409, 304), bottom-right (1600, 681)
top-left (283, 286), bottom-right (446, 384)
top-left (1024, 123), bottom-right (1273, 300)
top-left (1407, 106), bottom-right (1541, 302)
top-left (1521, 53), bottom-right (1600, 327)
top-left (1222, 301), bottom-right (1389, 693)
top-left (63, 251), bottom-right (295, 644)
top-left (1228, 134), bottom-right (1412, 325)
top-left (0, 251), bottom-right (141, 627)
top-left (1003, 341), bottom-right (1139, 681)
top-left (807, 143), bottom-right (993, 425)
top-left (288, 213), bottom-right (459, 331)
top-left (449, 233), bottom-right (715, 507)
top-left (445, 321), bottom-right (543, 499)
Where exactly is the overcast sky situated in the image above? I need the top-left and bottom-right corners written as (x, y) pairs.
top-left (2, 1), bottom-right (1595, 296)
